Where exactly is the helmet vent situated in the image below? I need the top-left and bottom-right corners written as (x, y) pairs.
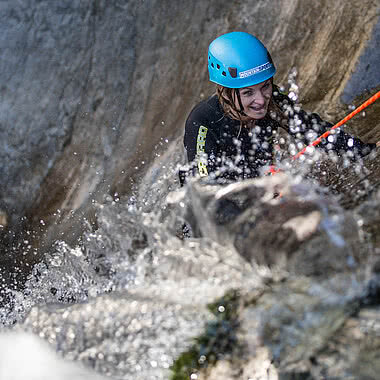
top-left (228, 67), bottom-right (237, 78)
top-left (216, 64), bottom-right (220, 69)
top-left (222, 71), bottom-right (227, 76)
top-left (211, 63), bottom-right (214, 68)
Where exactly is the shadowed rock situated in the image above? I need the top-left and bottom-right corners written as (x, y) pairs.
top-left (184, 174), bottom-right (365, 278)
top-left (1, 0), bottom-right (379, 255)
top-left (1, 2), bottom-right (380, 379)
top-left (2, 173), bottom-right (379, 379)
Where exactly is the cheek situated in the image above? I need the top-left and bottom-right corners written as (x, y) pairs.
top-left (234, 96), bottom-right (250, 110)
top-left (242, 96), bottom-right (253, 108)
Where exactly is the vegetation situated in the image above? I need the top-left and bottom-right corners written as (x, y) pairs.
top-left (170, 289), bottom-right (242, 380)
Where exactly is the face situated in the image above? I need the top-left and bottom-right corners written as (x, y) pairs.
top-left (235, 79), bottom-right (273, 120)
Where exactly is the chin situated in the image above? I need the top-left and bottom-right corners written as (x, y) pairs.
top-left (248, 110), bottom-right (268, 120)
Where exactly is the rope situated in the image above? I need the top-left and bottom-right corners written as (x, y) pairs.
top-left (267, 90), bottom-right (380, 174)
top-left (293, 90), bottom-right (380, 160)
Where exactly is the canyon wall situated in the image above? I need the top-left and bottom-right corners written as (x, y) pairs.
top-left (0, 0), bottom-right (379, 254)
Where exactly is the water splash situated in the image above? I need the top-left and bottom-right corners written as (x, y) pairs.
top-left (0, 84), bottom-right (379, 379)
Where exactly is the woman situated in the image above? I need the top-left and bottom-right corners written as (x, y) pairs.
top-left (182, 31), bottom-right (378, 184)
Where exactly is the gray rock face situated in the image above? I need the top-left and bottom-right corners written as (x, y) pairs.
top-left (1, 0), bottom-right (379, 252)
top-left (0, 0), bottom-right (138, 237)
top-left (342, 17), bottom-right (380, 104)
top-left (2, 3), bottom-right (380, 379)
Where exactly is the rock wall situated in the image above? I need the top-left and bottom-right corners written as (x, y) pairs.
top-left (0, 0), bottom-right (379, 253)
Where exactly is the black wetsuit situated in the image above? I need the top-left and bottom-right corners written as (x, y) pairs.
top-left (182, 86), bottom-right (375, 184)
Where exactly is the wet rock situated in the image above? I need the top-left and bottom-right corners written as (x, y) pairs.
top-left (1, 4), bottom-right (380, 373)
top-left (184, 174), bottom-right (364, 277)
top-left (2, 172), bottom-right (380, 379)
top-left (1, 0), bottom-right (379, 254)
top-left (311, 306), bottom-right (380, 379)
top-left (0, 210), bottom-right (7, 229)
top-left (166, 174), bottom-right (380, 379)
top-left (307, 148), bottom-right (380, 210)
top-left (198, 305), bottom-right (380, 380)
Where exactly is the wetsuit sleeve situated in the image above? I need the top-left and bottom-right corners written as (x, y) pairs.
top-left (183, 106), bottom-right (219, 178)
top-left (273, 87), bottom-right (376, 158)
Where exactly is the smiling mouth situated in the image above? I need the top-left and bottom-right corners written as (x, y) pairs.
top-left (250, 106), bottom-right (266, 112)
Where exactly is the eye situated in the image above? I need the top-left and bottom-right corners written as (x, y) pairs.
top-left (242, 90), bottom-right (253, 97)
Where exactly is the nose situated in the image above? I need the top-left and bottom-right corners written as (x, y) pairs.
top-left (254, 90), bottom-right (266, 105)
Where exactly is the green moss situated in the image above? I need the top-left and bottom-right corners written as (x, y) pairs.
top-left (170, 289), bottom-right (242, 380)
top-left (170, 346), bottom-right (202, 380)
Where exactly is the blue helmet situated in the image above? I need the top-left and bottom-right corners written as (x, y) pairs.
top-left (208, 32), bottom-right (276, 88)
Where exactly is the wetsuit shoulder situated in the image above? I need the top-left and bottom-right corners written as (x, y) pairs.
top-left (183, 95), bottom-right (224, 174)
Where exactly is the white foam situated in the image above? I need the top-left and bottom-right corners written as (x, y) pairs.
top-left (0, 332), bottom-right (109, 380)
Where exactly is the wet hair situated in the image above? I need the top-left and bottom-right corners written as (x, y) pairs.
top-left (216, 85), bottom-right (245, 122)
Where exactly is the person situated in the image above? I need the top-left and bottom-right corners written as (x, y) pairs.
top-left (181, 31), bottom-right (379, 185)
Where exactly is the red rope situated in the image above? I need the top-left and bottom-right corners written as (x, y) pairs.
top-left (293, 90), bottom-right (380, 160)
top-left (266, 90), bottom-right (380, 175)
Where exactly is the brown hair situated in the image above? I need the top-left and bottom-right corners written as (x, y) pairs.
top-left (216, 85), bottom-right (244, 122)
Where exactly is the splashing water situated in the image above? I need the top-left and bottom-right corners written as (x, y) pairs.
top-left (0, 178), bottom-right (261, 379)
top-left (0, 75), bottom-right (379, 380)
